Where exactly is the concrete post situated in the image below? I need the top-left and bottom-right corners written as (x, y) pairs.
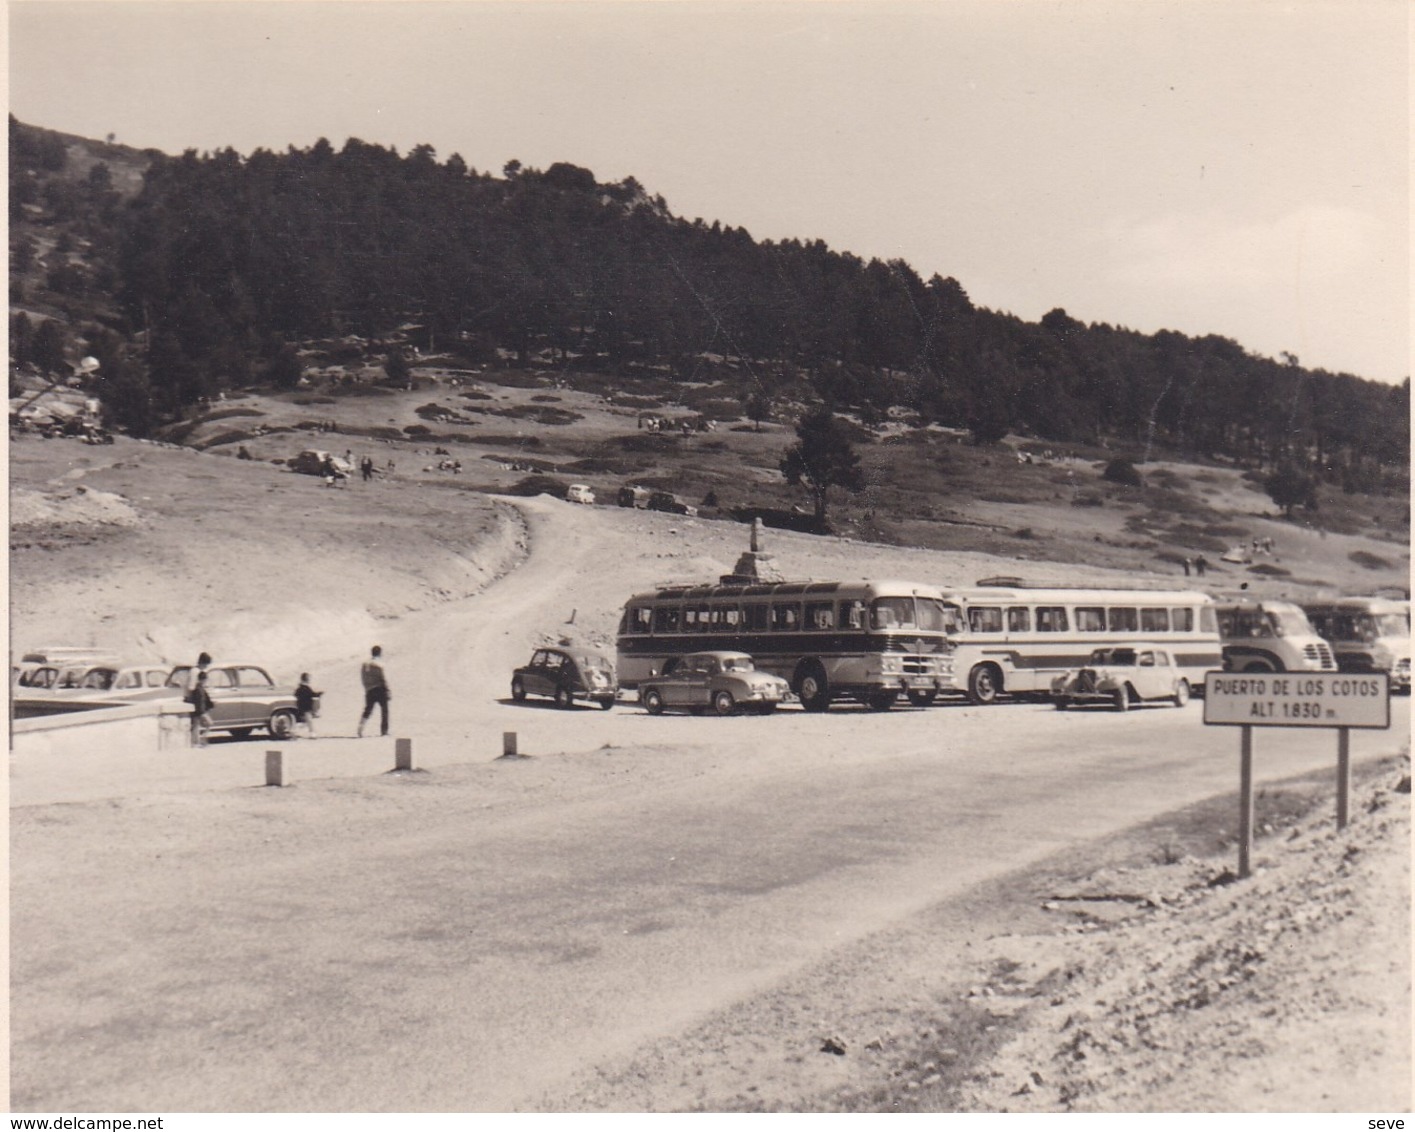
top-left (265, 750), bottom-right (284, 788)
top-left (503, 731), bottom-right (518, 758)
top-left (395, 737), bottom-right (413, 771)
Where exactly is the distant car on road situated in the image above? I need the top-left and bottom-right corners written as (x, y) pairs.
top-left (511, 647), bottom-right (618, 710)
top-left (289, 450), bottom-right (353, 478)
top-left (646, 491), bottom-right (697, 516)
top-left (566, 483), bottom-right (596, 505)
top-left (638, 651), bottom-right (791, 716)
top-left (162, 663), bottom-right (300, 738)
top-left (1050, 645), bottom-right (1191, 712)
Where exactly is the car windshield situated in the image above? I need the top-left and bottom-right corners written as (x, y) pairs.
top-left (1092, 647), bottom-right (1135, 665)
top-left (721, 657), bottom-right (753, 672)
top-left (576, 655), bottom-right (613, 675)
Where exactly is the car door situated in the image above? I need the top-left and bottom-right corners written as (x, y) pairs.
top-left (693, 657), bottom-right (721, 708)
top-left (1135, 651), bottom-right (1164, 699)
top-left (230, 666), bottom-right (279, 727)
top-left (202, 667), bottom-right (239, 725)
top-left (523, 650), bottom-right (551, 697)
top-left (660, 657), bottom-right (696, 708)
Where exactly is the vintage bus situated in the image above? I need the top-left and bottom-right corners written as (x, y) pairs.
top-left (616, 578), bottom-right (958, 711)
top-left (937, 583), bottom-right (1222, 703)
top-left (1213, 599), bottom-right (1336, 674)
top-left (1301, 597), bottom-right (1411, 692)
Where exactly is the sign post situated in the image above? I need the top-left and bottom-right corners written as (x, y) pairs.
top-left (1204, 671), bottom-right (1390, 878)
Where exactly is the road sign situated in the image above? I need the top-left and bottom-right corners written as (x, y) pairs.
top-left (1203, 670), bottom-right (1390, 729)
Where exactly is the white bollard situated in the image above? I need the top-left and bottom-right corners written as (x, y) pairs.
top-left (395, 737), bottom-right (413, 771)
top-left (265, 750), bottom-right (284, 788)
top-left (503, 731), bottom-right (518, 758)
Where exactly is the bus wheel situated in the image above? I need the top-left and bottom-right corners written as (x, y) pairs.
top-left (1243, 659), bottom-right (1277, 673)
top-left (866, 690), bottom-right (898, 711)
top-left (906, 689), bottom-right (937, 707)
top-left (1173, 679), bottom-right (1191, 707)
top-left (967, 664), bottom-right (1002, 705)
top-left (797, 665), bottom-right (831, 712)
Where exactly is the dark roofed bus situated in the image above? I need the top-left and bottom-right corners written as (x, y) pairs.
top-left (617, 579), bottom-right (958, 711)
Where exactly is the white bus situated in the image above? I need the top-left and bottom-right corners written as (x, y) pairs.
top-left (938, 583), bottom-right (1222, 703)
top-left (1301, 597), bottom-right (1411, 692)
top-left (1213, 599), bottom-right (1336, 674)
top-left (616, 578), bottom-right (958, 711)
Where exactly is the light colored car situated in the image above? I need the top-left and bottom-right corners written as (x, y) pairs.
top-left (511, 647), bottom-right (618, 710)
top-left (1050, 645), bottom-right (1191, 711)
top-left (638, 651), bottom-right (792, 716)
top-left (566, 483), bottom-right (596, 505)
top-left (62, 664), bottom-right (175, 700)
top-left (163, 663), bottom-right (300, 738)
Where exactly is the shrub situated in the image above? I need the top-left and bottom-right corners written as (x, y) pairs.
top-left (1072, 494), bottom-right (1105, 508)
top-left (507, 475), bottom-right (569, 498)
top-left (1248, 562), bottom-right (1291, 577)
top-left (1102, 458), bottom-right (1143, 487)
top-left (1350, 550), bottom-right (1393, 570)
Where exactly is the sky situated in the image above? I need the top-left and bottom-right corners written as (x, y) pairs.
top-left (7, 1), bottom-right (1410, 384)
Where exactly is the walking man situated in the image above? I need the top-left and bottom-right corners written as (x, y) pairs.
top-left (357, 645), bottom-right (390, 738)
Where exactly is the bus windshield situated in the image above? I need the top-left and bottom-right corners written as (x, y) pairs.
top-left (870, 597), bottom-right (956, 632)
top-left (1367, 614), bottom-right (1410, 639)
top-left (1268, 608), bottom-right (1314, 637)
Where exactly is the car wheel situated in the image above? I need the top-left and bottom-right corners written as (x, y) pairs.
top-left (967, 664), bottom-right (1002, 705)
top-left (712, 690), bottom-right (736, 716)
top-left (796, 664), bottom-right (831, 713)
top-left (1054, 697), bottom-right (1069, 711)
top-left (598, 697), bottom-right (614, 711)
top-left (906, 689), bottom-right (937, 707)
top-left (511, 676), bottom-right (527, 702)
top-left (268, 709), bottom-right (297, 739)
top-left (1173, 679), bottom-right (1191, 707)
top-left (1112, 684), bottom-right (1131, 713)
top-left (554, 686), bottom-right (573, 710)
top-left (643, 688), bottom-right (665, 715)
top-left (866, 689), bottom-right (898, 711)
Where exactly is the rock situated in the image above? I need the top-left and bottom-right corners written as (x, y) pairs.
top-left (820, 1036), bottom-right (847, 1056)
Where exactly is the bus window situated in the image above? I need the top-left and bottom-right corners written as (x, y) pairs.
top-left (841, 600), bottom-right (867, 629)
top-left (1006, 607), bottom-right (1031, 632)
top-left (653, 605), bottom-right (681, 633)
top-left (1171, 607), bottom-right (1194, 632)
top-left (770, 603), bottom-right (801, 631)
top-left (1198, 607), bottom-right (1216, 633)
top-left (627, 606), bottom-right (653, 634)
top-left (1108, 607), bottom-right (1138, 632)
top-left (918, 599), bottom-right (958, 633)
top-left (870, 597), bottom-right (917, 630)
top-left (805, 601), bottom-right (835, 630)
top-left (1076, 607), bottom-right (1105, 632)
top-left (722, 607), bottom-right (742, 628)
top-left (1036, 606), bottom-right (1068, 632)
top-left (744, 603), bottom-right (769, 632)
top-left (1141, 607), bottom-right (1170, 633)
top-left (968, 607), bottom-right (1003, 633)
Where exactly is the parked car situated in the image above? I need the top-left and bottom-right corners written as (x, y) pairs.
top-left (162, 663), bottom-right (300, 738)
top-left (511, 647), bottom-right (617, 710)
top-left (566, 483), bottom-right (596, 505)
top-left (62, 664), bottom-right (174, 700)
top-left (646, 491), bottom-right (698, 516)
top-left (638, 651), bottom-right (791, 715)
top-left (289, 450), bottom-right (353, 478)
top-left (617, 485), bottom-right (650, 509)
top-left (1050, 645), bottom-right (1191, 711)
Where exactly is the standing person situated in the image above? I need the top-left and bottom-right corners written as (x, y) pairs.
top-left (1195, 555), bottom-right (1209, 578)
top-left (357, 646), bottom-right (391, 738)
top-left (294, 672), bottom-right (322, 739)
top-left (184, 652), bottom-right (214, 746)
top-left (187, 671), bottom-right (214, 747)
top-left (1182, 557), bottom-right (1192, 577)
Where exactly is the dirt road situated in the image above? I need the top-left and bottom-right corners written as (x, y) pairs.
top-left (10, 497), bottom-right (1408, 1111)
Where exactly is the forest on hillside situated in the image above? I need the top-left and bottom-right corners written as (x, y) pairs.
top-left (8, 117), bottom-right (1409, 495)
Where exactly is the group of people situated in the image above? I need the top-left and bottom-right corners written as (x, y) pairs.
top-left (182, 646), bottom-right (392, 747)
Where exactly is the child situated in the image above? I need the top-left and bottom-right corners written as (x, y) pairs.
top-left (294, 672), bottom-right (322, 739)
top-left (188, 671), bottom-right (214, 747)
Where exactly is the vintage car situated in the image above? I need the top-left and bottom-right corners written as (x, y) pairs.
top-left (638, 651), bottom-right (791, 716)
top-left (511, 647), bottom-right (618, 710)
top-left (1050, 645), bottom-right (1191, 711)
top-left (566, 483), bottom-right (596, 505)
top-left (289, 449), bottom-right (354, 478)
top-left (162, 663), bottom-right (301, 738)
top-left (646, 491), bottom-right (698, 517)
top-left (60, 664), bottom-right (175, 700)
